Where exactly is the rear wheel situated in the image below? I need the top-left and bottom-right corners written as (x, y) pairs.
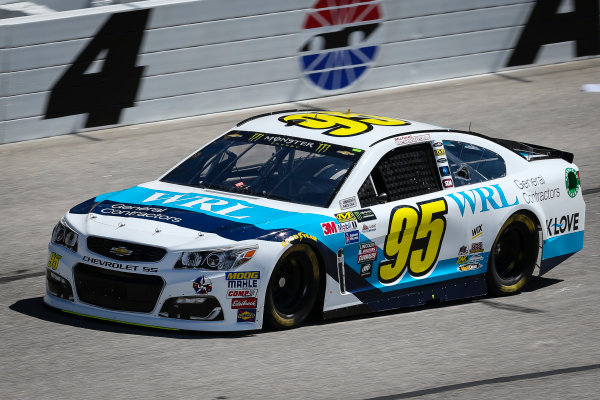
top-left (264, 244), bottom-right (320, 329)
top-left (487, 212), bottom-right (539, 295)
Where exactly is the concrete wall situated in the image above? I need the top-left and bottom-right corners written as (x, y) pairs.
top-left (1, 0), bottom-right (598, 143)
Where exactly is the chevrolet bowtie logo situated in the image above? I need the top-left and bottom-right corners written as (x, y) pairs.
top-left (110, 246), bottom-right (133, 257)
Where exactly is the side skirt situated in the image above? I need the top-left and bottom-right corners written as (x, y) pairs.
top-left (323, 274), bottom-right (487, 320)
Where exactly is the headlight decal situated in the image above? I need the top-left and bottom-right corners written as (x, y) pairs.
top-left (51, 219), bottom-right (78, 252)
top-left (175, 246), bottom-right (258, 271)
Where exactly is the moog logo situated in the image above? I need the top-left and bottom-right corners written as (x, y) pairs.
top-left (299, 0), bottom-right (382, 90)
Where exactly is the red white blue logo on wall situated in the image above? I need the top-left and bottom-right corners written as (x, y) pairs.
top-left (300, 0), bottom-right (382, 91)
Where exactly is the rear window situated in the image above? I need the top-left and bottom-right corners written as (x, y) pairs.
top-left (442, 140), bottom-right (506, 187)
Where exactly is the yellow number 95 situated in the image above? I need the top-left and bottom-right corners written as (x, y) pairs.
top-left (280, 112), bottom-right (409, 137)
top-left (379, 199), bottom-right (448, 284)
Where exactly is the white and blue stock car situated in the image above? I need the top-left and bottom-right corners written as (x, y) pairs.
top-left (45, 111), bottom-right (585, 331)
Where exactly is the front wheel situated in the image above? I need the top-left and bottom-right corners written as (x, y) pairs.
top-left (264, 244), bottom-right (320, 329)
top-left (487, 212), bottom-right (539, 295)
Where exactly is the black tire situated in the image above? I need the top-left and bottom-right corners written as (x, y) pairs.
top-left (264, 244), bottom-right (320, 329)
top-left (487, 212), bottom-right (539, 295)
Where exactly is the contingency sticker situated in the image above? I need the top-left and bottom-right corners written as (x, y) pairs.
top-left (226, 271), bottom-right (260, 289)
top-left (237, 309), bottom-right (257, 322)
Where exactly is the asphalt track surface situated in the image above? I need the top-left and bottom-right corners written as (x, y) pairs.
top-left (1, 59), bottom-right (599, 400)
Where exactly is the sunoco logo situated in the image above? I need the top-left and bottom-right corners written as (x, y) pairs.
top-left (299, 0), bottom-right (382, 91)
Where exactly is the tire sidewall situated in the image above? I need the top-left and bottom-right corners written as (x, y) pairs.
top-left (488, 213), bottom-right (539, 295)
top-left (264, 244), bottom-right (320, 329)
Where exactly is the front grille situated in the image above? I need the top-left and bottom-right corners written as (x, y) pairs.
top-left (74, 263), bottom-right (164, 313)
top-left (87, 236), bottom-right (167, 262)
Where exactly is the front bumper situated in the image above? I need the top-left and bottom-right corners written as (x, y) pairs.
top-left (45, 243), bottom-right (265, 332)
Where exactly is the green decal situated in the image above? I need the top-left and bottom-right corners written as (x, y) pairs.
top-left (565, 168), bottom-right (579, 198)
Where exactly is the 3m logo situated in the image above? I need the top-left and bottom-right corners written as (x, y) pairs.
top-left (321, 221), bottom-right (338, 236)
top-left (249, 133), bottom-right (265, 141)
top-left (299, 0), bottom-right (383, 90)
top-left (316, 143), bottom-right (331, 153)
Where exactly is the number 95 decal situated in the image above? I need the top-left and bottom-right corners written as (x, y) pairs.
top-left (379, 199), bottom-right (447, 284)
top-left (279, 112), bottom-right (409, 137)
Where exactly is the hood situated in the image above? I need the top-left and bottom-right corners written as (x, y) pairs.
top-left (68, 184), bottom-right (328, 245)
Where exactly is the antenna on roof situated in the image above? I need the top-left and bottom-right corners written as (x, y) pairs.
top-left (346, 109), bottom-right (351, 115)
top-left (468, 121), bottom-right (472, 132)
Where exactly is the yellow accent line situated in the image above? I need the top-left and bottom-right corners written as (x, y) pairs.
top-left (62, 310), bottom-right (180, 331)
top-left (472, 232), bottom-right (483, 239)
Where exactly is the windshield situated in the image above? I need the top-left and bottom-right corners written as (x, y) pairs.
top-left (161, 131), bottom-right (363, 207)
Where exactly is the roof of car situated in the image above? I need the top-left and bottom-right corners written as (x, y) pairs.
top-left (235, 110), bottom-right (447, 148)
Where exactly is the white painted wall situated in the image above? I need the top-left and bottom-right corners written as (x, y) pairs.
top-left (1, 0), bottom-right (598, 143)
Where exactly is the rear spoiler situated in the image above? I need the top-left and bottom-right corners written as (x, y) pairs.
top-left (438, 129), bottom-right (575, 164)
top-left (490, 138), bottom-right (574, 163)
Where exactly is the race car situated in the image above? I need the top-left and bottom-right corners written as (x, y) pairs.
top-left (45, 111), bottom-right (585, 331)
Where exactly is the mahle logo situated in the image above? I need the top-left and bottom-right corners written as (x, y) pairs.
top-left (299, 0), bottom-right (383, 91)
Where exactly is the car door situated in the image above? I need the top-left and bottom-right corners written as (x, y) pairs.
top-left (441, 139), bottom-right (512, 275)
top-left (342, 141), bottom-right (467, 296)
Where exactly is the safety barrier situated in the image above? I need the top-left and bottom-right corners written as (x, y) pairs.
top-left (0, 0), bottom-right (598, 143)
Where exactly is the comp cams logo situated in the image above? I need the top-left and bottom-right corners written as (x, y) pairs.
top-left (299, 0), bottom-right (383, 91)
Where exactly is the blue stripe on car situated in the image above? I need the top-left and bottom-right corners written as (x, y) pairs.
top-left (542, 231), bottom-right (584, 259)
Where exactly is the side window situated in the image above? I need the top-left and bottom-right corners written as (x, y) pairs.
top-left (442, 140), bottom-right (506, 187)
top-left (358, 143), bottom-right (441, 207)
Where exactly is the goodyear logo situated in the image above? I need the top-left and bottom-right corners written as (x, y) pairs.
top-left (282, 232), bottom-right (317, 247)
top-left (226, 271), bottom-right (260, 280)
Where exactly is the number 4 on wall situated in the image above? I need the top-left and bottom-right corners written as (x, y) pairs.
top-left (44, 9), bottom-right (150, 128)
